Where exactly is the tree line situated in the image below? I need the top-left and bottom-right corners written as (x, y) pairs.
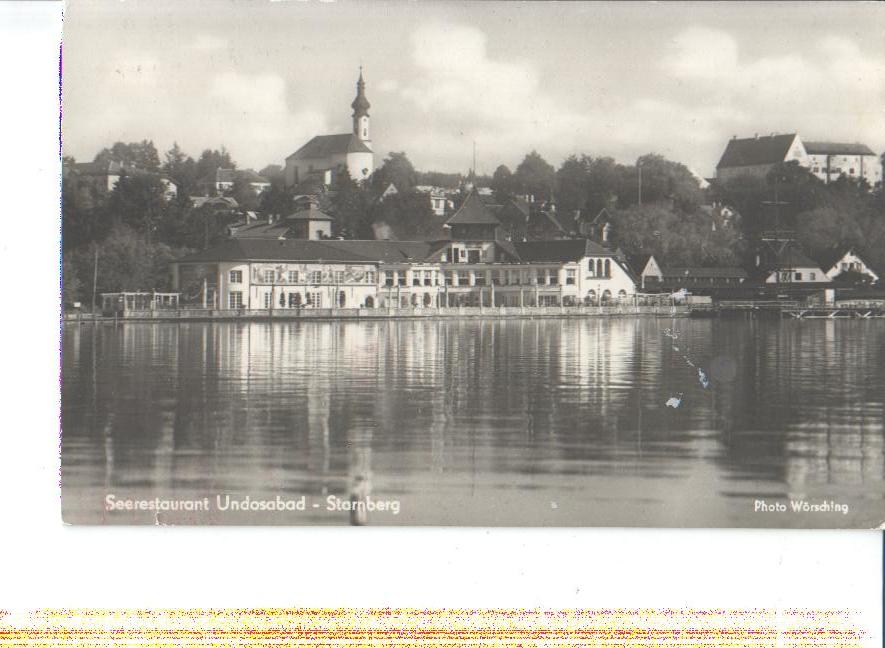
top-left (62, 139), bottom-right (885, 306)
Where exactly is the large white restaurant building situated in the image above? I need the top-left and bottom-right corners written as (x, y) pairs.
top-left (171, 192), bottom-right (638, 310)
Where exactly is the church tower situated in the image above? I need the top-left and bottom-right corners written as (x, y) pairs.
top-left (351, 67), bottom-right (371, 148)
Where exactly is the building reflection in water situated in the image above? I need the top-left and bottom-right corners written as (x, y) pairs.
top-left (60, 317), bottom-right (885, 525)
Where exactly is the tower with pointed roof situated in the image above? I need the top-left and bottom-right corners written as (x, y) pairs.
top-left (352, 67), bottom-right (371, 146)
top-left (284, 69), bottom-right (375, 189)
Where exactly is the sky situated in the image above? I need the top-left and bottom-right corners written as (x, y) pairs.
top-left (61, 1), bottom-right (885, 177)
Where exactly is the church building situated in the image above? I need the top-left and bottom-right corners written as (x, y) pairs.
top-left (283, 70), bottom-right (374, 189)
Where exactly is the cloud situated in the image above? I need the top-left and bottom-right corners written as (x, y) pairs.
top-left (202, 72), bottom-right (328, 167)
top-left (190, 34), bottom-right (227, 52)
top-left (658, 26), bottom-right (885, 147)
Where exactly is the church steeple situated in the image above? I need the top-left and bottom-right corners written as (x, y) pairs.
top-left (351, 67), bottom-right (371, 145)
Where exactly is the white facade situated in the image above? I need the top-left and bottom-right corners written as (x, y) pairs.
top-left (173, 252), bottom-right (637, 310)
top-left (806, 152), bottom-right (881, 186)
top-left (825, 250), bottom-right (879, 283)
top-left (764, 266), bottom-right (830, 284)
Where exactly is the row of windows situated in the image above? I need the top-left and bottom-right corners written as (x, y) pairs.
top-left (381, 268), bottom-right (573, 287)
top-left (777, 271), bottom-right (817, 282)
top-left (231, 264), bottom-right (612, 288)
top-left (234, 270), bottom-right (377, 285)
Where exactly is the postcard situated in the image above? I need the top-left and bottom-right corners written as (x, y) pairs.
top-left (60, 0), bottom-right (885, 527)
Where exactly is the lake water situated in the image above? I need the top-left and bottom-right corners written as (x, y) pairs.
top-left (61, 317), bottom-right (885, 527)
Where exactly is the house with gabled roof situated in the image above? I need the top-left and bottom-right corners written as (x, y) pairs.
top-left (803, 142), bottom-right (881, 186)
top-left (170, 187), bottom-right (638, 310)
top-left (716, 133), bottom-right (808, 183)
top-left (283, 70), bottom-right (374, 189)
top-left (821, 248), bottom-right (879, 284)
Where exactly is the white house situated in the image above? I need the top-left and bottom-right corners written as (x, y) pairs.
top-left (716, 133), bottom-right (881, 187)
top-left (823, 249), bottom-right (879, 284)
top-left (803, 142), bottom-right (882, 186)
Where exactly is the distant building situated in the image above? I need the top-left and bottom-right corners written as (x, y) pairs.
top-left (803, 142), bottom-right (881, 186)
top-left (716, 133), bottom-right (808, 182)
top-left (284, 70), bottom-right (374, 189)
top-left (171, 189), bottom-right (638, 310)
top-left (822, 248), bottom-right (879, 284)
top-left (756, 244), bottom-right (830, 285)
top-left (716, 133), bottom-right (881, 186)
top-left (65, 160), bottom-right (177, 201)
top-left (642, 265), bottom-right (749, 291)
top-left (214, 168), bottom-right (271, 194)
top-left (230, 199), bottom-right (333, 241)
top-left (413, 185), bottom-right (451, 216)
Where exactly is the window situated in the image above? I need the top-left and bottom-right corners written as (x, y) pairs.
top-left (338, 291), bottom-right (346, 307)
top-left (279, 291), bottom-right (286, 307)
top-left (424, 271), bottom-right (432, 286)
top-left (812, 166), bottom-right (820, 173)
top-left (794, 272), bottom-right (803, 281)
top-left (588, 259), bottom-right (596, 276)
top-left (306, 292), bottom-right (321, 307)
top-left (566, 269), bottom-right (576, 285)
top-left (263, 292), bottom-right (273, 308)
top-left (444, 271), bottom-right (453, 286)
top-left (384, 271), bottom-right (394, 287)
top-left (287, 270), bottom-right (299, 284)
top-left (310, 270), bottom-right (322, 284)
top-left (412, 272), bottom-right (421, 286)
top-left (810, 272), bottom-right (816, 281)
top-left (367, 271), bottom-right (376, 285)
top-left (491, 271), bottom-right (501, 286)
top-left (457, 270), bottom-right (470, 286)
top-left (549, 271), bottom-right (559, 285)
top-left (229, 291), bottom-right (243, 308)
top-left (334, 270), bottom-right (345, 284)
top-left (398, 272), bottom-right (407, 286)
top-left (604, 259), bottom-right (611, 278)
top-left (537, 270), bottom-right (546, 285)
top-left (468, 249), bottom-right (481, 264)
top-left (288, 293), bottom-right (301, 307)
top-left (474, 271), bottom-right (487, 286)
top-left (229, 270), bottom-right (243, 284)
top-left (849, 168), bottom-right (855, 175)
top-left (263, 270), bottom-right (275, 283)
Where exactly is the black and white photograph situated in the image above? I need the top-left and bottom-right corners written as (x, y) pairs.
top-left (60, 1), bottom-right (885, 527)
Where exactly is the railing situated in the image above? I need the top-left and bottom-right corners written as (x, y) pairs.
top-left (63, 304), bottom-right (693, 322)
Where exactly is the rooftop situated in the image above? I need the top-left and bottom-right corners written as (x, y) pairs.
top-left (717, 133), bottom-right (798, 169)
top-left (803, 141), bottom-right (877, 156)
top-left (287, 133), bottom-right (373, 160)
top-left (445, 191), bottom-right (502, 226)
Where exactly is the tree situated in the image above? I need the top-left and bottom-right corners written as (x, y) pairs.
top-left (490, 164), bottom-right (516, 201)
top-left (230, 175), bottom-right (260, 211)
top-left (62, 170), bottom-right (113, 251)
top-left (62, 256), bottom-right (83, 305)
top-left (259, 164), bottom-right (284, 182)
top-left (555, 155), bottom-right (590, 215)
top-left (259, 176), bottom-right (294, 219)
top-left (611, 202), bottom-right (744, 267)
top-left (66, 226), bottom-right (189, 299)
top-left (369, 192), bottom-right (436, 240)
top-left (94, 140), bottom-right (161, 171)
top-left (195, 148), bottom-right (236, 193)
top-left (514, 151), bottom-right (555, 201)
top-left (106, 173), bottom-right (168, 242)
top-left (585, 156), bottom-right (622, 215)
top-left (630, 154), bottom-right (705, 213)
top-left (330, 168), bottom-right (372, 238)
top-left (372, 151), bottom-right (417, 192)
top-left (162, 142), bottom-right (198, 202)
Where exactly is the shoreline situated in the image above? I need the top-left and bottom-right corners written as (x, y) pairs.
top-left (62, 304), bottom-right (694, 323)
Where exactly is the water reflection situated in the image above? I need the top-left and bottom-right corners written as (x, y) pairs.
top-left (61, 318), bottom-right (885, 526)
